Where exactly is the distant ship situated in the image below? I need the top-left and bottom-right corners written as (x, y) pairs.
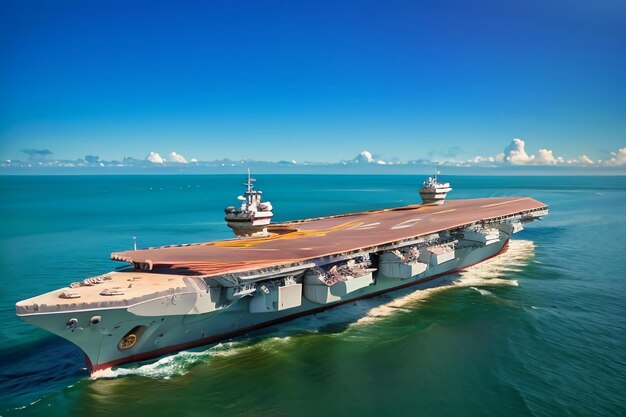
top-left (16, 174), bottom-right (548, 374)
top-left (419, 164), bottom-right (452, 205)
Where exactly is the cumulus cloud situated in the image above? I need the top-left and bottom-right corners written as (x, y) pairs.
top-left (459, 139), bottom-right (626, 168)
top-left (167, 152), bottom-right (188, 163)
top-left (84, 155), bottom-right (99, 164)
top-left (534, 148), bottom-right (558, 165)
top-left (503, 138), bottom-right (532, 164)
top-left (606, 148), bottom-right (626, 166)
top-left (146, 152), bottom-right (164, 164)
top-left (498, 138), bottom-right (562, 165)
top-left (353, 150), bottom-right (388, 164)
top-left (565, 155), bottom-right (595, 165)
top-left (354, 150), bottom-right (374, 163)
top-left (488, 138), bottom-right (607, 166)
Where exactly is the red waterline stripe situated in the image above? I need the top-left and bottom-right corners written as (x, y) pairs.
top-left (89, 239), bottom-right (510, 373)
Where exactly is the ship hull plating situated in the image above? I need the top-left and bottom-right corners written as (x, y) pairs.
top-left (20, 237), bottom-right (510, 373)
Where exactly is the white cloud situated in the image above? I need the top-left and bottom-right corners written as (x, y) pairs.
top-left (460, 139), bottom-right (625, 168)
top-left (353, 150), bottom-right (387, 165)
top-left (534, 148), bottom-right (558, 165)
top-left (167, 152), bottom-right (188, 163)
top-left (606, 148), bottom-right (626, 166)
top-left (503, 138), bottom-right (533, 164)
top-left (354, 150), bottom-right (374, 163)
top-left (567, 155), bottom-right (595, 165)
top-left (146, 152), bottom-right (164, 164)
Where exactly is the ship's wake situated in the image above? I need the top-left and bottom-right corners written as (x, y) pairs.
top-left (91, 239), bottom-right (535, 381)
top-left (90, 341), bottom-right (242, 379)
top-left (354, 239), bottom-right (534, 324)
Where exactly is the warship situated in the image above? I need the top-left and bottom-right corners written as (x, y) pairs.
top-left (16, 173), bottom-right (548, 373)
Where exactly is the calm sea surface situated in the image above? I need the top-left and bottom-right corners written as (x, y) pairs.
top-left (0, 175), bottom-right (624, 416)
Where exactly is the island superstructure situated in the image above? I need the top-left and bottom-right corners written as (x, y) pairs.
top-left (224, 169), bottom-right (273, 237)
top-left (419, 164), bottom-right (452, 205)
top-left (16, 176), bottom-right (548, 373)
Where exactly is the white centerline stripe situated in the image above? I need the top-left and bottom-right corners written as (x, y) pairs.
top-left (481, 198), bottom-right (527, 208)
top-left (430, 209), bottom-right (457, 215)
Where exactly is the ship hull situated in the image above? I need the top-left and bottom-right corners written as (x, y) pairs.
top-left (19, 237), bottom-right (511, 373)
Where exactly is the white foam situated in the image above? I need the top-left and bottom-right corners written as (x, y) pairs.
top-left (352, 240), bottom-right (534, 325)
top-left (354, 285), bottom-right (450, 325)
top-left (470, 287), bottom-right (493, 296)
top-left (90, 341), bottom-right (242, 380)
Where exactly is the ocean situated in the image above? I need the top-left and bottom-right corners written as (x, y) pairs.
top-left (0, 175), bottom-right (624, 416)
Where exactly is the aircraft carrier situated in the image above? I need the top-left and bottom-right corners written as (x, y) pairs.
top-left (16, 175), bottom-right (548, 373)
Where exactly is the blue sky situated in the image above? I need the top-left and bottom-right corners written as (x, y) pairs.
top-left (1, 0), bottom-right (624, 164)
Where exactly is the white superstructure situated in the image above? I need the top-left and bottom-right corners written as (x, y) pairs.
top-left (224, 169), bottom-right (273, 236)
top-left (419, 165), bottom-right (452, 205)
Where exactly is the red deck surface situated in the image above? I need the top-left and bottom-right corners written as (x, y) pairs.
top-left (111, 197), bottom-right (546, 276)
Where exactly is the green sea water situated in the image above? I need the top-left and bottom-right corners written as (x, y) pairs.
top-left (0, 175), bottom-right (624, 416)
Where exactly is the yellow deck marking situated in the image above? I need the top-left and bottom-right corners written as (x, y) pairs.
top-left (212, 220), bottom-right (363, 248)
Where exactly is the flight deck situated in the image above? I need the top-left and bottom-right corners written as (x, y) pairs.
top-left (111, 197), bottom-right (547, 276)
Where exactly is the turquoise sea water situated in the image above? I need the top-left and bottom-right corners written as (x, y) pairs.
top-left (0, 175), bottom-right (624, 416)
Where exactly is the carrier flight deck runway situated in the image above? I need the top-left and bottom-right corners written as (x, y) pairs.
top-left (111, 197), bottom-right (547, 276)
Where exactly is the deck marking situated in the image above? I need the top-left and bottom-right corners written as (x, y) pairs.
top-left (430, 209), bottom-right (456, 215)
top-left (481, 198), bottom-right (527, 208)
top-left (212, 220), bottom-right (361, 248)
top-left (349, 222), bottom-right (381, 230)
top-left (391, 218), bottom-right (422, 230)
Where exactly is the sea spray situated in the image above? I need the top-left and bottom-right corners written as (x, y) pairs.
top-left (90, 341), bottom-right (241, 380)
top-left (353, 239), bottom-right (534, 325)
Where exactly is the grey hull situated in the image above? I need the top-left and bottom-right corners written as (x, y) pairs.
top-left (20, 238), bottom-right (509, 372)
